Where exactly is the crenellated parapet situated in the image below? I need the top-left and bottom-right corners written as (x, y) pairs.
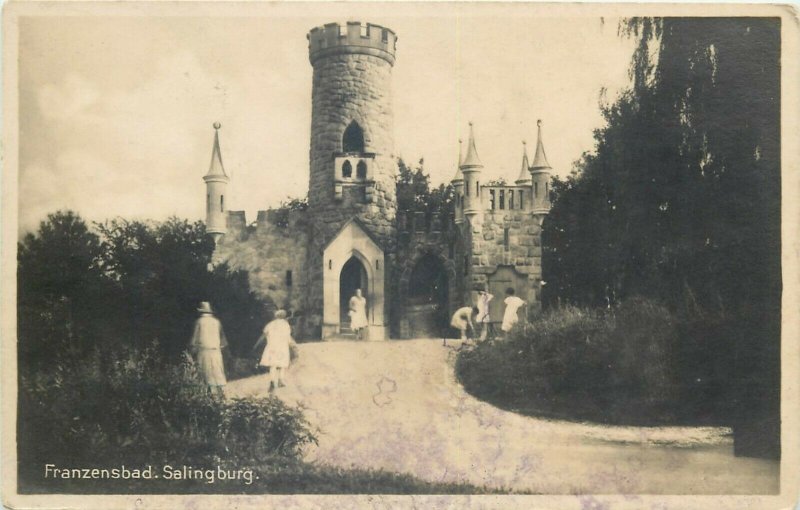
top-left (308, 21), bottom-right (398, 66)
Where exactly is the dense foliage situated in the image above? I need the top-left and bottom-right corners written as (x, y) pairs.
top-left (18, 212), bottom-right (270, 366)
top-left (540, 18), bottom-right (780, 456)
top-left (396, 158), bottom-right (455, 222)
top-left (457, 298), bottom-right (733, 426)
top-left (18, 345), bottom-right (317, 487)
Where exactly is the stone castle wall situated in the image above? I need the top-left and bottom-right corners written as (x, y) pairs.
top-left (464, 210), bottom-right (545, 309)
top-left (214, 210), bottom-right (309, 323)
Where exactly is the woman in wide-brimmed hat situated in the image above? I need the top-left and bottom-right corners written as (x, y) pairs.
top-left (189, 301), bottom-right (228, 394)
top-left (256, 309), bottom-right (296, 392)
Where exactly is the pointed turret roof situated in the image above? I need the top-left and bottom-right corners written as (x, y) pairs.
top-left (206, 122), bottom-right (228, 178)
top-left (460, 122), bottom-right (483, 169)
top-left (515, 140), bottom-right (532, 184)
top-left (451, 139), bottom-right (464, 183)
top-left (530, 119), bottom-right (551, 171)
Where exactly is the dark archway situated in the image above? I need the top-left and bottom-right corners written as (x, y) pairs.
top-left (343, 121), bottom-right (365, 153)
top-left (340, 256), bottom-right (368, 330)
top-left (406, 253), bottom-right (449, 337)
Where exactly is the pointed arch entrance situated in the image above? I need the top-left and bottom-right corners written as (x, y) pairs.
top-left (407, 254), bottom-right (449, 337)
top-left (322, 219), bottom-right (387, 340)
top-left (340, 256), bottom-right (369, 329)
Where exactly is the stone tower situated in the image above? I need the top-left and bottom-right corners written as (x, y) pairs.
top-left (305, 21), bottom-right (399, 340)
top-left (203, 122), bottom-right (229, 243)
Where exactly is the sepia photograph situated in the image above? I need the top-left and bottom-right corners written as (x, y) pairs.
top-left (2, 2), bottom-right (799, 508)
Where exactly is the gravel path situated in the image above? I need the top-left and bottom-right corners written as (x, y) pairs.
top-left (226, 339), bottom-right (778, 494)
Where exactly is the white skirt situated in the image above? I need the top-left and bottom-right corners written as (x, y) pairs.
top-left (197, 349), bottom-right (227, 386)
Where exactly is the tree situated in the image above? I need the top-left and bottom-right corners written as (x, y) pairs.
top-left (18, 211), bottom-right (107, 367)
top-left (396, 158), bottom-right (455, 223)
top-left (542, 17), bottom-right (780, 457)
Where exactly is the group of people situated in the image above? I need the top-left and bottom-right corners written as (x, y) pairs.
top-left (190, 302), bottom-right (296, 394)
top-left (447, 287), bottom-right (526, 346)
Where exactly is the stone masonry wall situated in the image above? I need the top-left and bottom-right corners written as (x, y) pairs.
top-left (214, 211), bottom-right (309, 327)
top-left (466, 210), bottom-right (544, 308)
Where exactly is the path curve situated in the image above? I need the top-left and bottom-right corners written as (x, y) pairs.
top-left (226, 339), bottom-right (778, 494)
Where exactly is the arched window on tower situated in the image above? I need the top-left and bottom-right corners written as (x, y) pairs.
top-left (220, 195), bottom-right (224, 212)
top-left (342, 160), bottom-right (353, 178)
top-left (356, 160), bottom-right (367, 179)
top-left (343, 121), bottom-right (365, 153)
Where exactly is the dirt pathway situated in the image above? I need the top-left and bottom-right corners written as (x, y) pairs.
top-left (226, 339), bottom-right (778, 494)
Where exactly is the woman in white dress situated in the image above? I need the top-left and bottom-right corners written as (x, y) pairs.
top-left (501, 287), bottom-right (526, 334)
top-left (348, 288), bottom-right (368, 340)
top-left (190, 301), bottom-right (228, 395)
top-left (258, 309), bottom-right (296, 392)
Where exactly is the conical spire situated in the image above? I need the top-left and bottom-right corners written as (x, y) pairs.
top-left (530, 119), bottom-right (551, 171)
top-left (515, 140), bottom-right (532, 184)
top-left (460, 122), bottom-right (483, 169)
top-left (206, 122), bottom-right (228, 178)
top-left (451, 139), bottom-right (464, 183)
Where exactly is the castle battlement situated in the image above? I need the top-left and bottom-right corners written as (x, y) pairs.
top-left (308, 21), bottom-right (398, 66)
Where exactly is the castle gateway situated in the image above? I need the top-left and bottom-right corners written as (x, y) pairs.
top-left (206, 21), bottom-right (551, 340)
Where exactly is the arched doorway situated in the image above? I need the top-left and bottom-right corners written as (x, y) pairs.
top-left (405, 254), bottom-right (449, 337)
top-left (340, 256), bottom-right (368, 331)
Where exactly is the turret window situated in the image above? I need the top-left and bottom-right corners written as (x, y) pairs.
top-left (465, 181), bottom-right (470, 197)
top-left (534, 182), bottom-right (539, 197)
top-left (382, 29), bottom-right (389, 43)
top-left (509, 190), bottom-right (515, 209)
top-left (285, 270), bottom-right (293, 287)
top-left (220, 195), bottom-right (224, 212)
top-left (499, 190), bottom-right (505, 210)
top-left (545, 182), bottom-right (549, 197)
top-left (343, 121), bottom-right (365, 153)
top-left (342, 160), bottom-right (353, 178)
top-left (504, 228), bottom-right (510, 251)
top-left (489, 190), bottom-right (496, 210)
top-left (207, 193), bottom-right (210, 213)
top-left (519, 190), bottom-right (524, 209)
top-left (476, 181), bottom-right (480, 196)
top-left (356, 160), bottom-right (367, 179)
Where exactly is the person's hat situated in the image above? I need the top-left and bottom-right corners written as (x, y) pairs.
top-left (197, 301), bottom-right (214, 314)
top-left (275, 309), bottom-right (288, 319)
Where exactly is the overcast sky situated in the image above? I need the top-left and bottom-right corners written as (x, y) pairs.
top-left (19, 9), bottom-right (637, 234)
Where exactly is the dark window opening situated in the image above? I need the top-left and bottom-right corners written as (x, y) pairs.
top-left (329, 259), bottom-right (332, 270)
top-left (465, 181), bottom-right (470, 197)
top-left (356, 160), bottom-right (367, 179)
top-left (545, 182), bottom-right (549, 197)
top-left (499, 190), bottom-right (505, 210)
top-left (342, 160), bottom-right (353, 178)
top-left (490, 189), bottom-right (496, 210)
top-left (207, 193), bottom-right (210, 213)
top-left (376, 259), bottom-right (380, 270)
top-left (534, 182), bottom-right (539, 197)
top-left (476, 181), bottom-right (480, 196)
top-left (220, 195), bottom-right (224, 212)
top-left (343, 121), bottom-right (365, 153)
top-left (381, 29), bottom-right (389, 43)
top-left (504, 228), bottom-right (510, 251)
top-left (509, 190), bottom-right (514, 209)
top-left (519, 190), bottom-right (524, 209)
top-left (285, 270), bottom-right (293, 287)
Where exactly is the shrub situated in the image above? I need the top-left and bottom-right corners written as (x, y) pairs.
top-left (18, 343), bottom-right (317, 488)
top-left (457, 297), bottom-right (705, 425)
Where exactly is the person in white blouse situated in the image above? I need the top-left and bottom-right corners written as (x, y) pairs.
top-left (501, 287), bottom-right (526, 335)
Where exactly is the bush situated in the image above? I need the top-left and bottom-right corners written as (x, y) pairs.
top-left (457, 297), bottom-right (712, 425)
top-left (18, 344), bottom-right (317, 490)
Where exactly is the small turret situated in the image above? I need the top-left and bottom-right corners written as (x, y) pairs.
top-left (460, 123), bottom-right (483, 221)
top-left (452, 139), bottom-right (465, 225)
top-left (530, 119), bottom-right (552, 218)
top-left (203, 122), bottom-right (230, 243)
top-left (515, 140), bottom-right (531, 185)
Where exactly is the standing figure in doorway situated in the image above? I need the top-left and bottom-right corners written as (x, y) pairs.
top-left (449, 306), bottom-right (478, 346)
top-left (258, 309), bottom-right (297, 392)
top-left (190, 301), bottom-right (228, 396)
top-left (477, 288), bottom-right (494, 341)
top-left (349, 288), bottom-right (368, 340)
top-left (501, 287), bottom-right (526, 335)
